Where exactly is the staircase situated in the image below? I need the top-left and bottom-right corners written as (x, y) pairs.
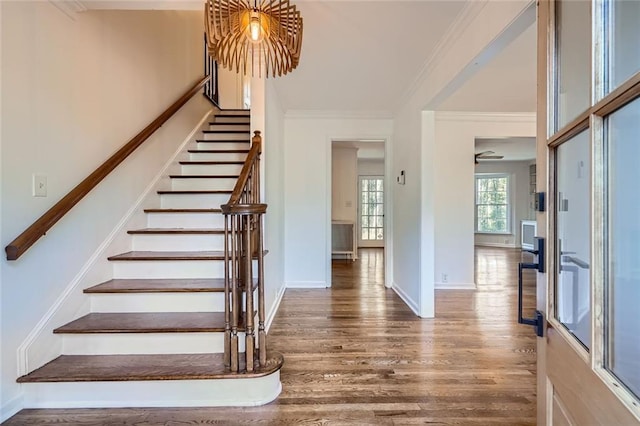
top-left (16, 110), bottom-right (283, 409)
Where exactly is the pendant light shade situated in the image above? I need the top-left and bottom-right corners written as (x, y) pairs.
top-left (205, 0), bottom-right (304, 78)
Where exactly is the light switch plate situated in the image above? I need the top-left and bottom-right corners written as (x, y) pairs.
top-left (33, 174), bottom-right (47, 197)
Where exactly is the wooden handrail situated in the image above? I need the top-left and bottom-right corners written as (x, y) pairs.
top-left (223, 131), bottom-right (262, 208)
top-left (5, 75), bottom-right (210, 261)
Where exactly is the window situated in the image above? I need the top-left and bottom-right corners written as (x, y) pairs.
top-left (360, 177), bottom-right (384, 241)
top-left (475, 174), bottom-right (510, 234)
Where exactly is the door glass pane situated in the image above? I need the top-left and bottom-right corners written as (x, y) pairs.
top-left (606, 97), bottom-right (640, 398)
top-left (555, 130), bottom-right (591, 349)
top-left (360, 177), bottom-right (384, 242)
top-left (556, 0), bottom-right (591, 130)
top-left (608, 0), bottom-right (640, 93)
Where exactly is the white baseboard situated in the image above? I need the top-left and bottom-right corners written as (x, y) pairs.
top-left (474, 242), bottom-right (519, 249)
top-left (265, 284), bottom-right (286, 333)
top-left (285, 281), bottom-right (327, 289)
top-left (391, 282), bottom-right (420, 316)
top-left (1, 393), bottom-right (24, 423)
top-left (435, 282), bottom-right (477, 290)
top-left (17, 111), bottom-right (213, 377)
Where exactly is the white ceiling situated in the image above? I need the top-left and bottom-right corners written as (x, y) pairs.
top-left (475, 137), bottom-right (536, 162)
top-left (78, 0), bottom-right (536, 114)
top-left (438, 23), bottom-right (537, 112)
top-left (271, 1), bottom-right (466, 113)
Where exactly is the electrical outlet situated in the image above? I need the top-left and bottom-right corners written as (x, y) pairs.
top-left (33, 174), bottom-right (47, 197)
top-left (442, 273), bottom-right (448, 283)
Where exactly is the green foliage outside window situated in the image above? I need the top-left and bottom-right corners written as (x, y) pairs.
top-left (476, 176), bottom-right (509, 233)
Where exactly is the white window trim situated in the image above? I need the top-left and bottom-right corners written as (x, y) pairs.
top-left (474, 173), bottom-right (512, 235)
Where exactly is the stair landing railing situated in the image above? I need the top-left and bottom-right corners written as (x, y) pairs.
top-left (221, 131), bottom-right (266, 373)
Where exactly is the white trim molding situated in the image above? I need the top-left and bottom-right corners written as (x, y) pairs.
top-left (285, 281), bottom-right (327, 289)
top-left (284, 110), bottom-right (393, 120)
top-left (435, 111), bottom-right (537, 123)
top-left (391, 282), bottom-right (420, 317)
top-left (265, 285), bottom-right (286, 333)
top-left (1, 394), bottom-right (24, 424)
top-left (435, 282), bottom-right (477, 290)
top-left (49, 1), bottom-right (87, 19)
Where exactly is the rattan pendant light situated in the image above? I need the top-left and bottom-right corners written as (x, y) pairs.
top-left (205, 0), bottom-right (303, 78)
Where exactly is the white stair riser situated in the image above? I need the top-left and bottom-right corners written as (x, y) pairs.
top-left (196, 141), bottom-right (249, 150)
top-left (208, 124), bottom-right (250, 131)
top-left (213, 116), bottom-right (250, 124)
top-left (131, 234), bottom-right (225, 251)
top-left (171, 177), bottom-right (237, 191)
top-left (146, 212), bottom-right (225, 229)
top-left (61, 332), bottom-right (236, 355)
top-left (21, 373), bottom-right (281, 408)
top-left (89, 292), bottom-right (224, 313)
top-left (112, 260), bottom-right (225, 279)
top-left (181, 164), bottom-right (243, 175)
top-left (201, 133), bottom-right (250, 141)
top-left (189, 152), bottom-right (247, 162)
top-left (160, 193), bottom-right (229, 209)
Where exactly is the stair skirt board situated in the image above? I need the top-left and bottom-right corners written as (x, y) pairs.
top-left (89, 292), bottom-right (225, 312)
top-left (22, 373), bottom-right (281, 409)
top-left (60, 332), bottom-right (237, 355)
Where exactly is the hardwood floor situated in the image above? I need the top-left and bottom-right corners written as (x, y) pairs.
top-left (5, 247), bottom-right (536, 425)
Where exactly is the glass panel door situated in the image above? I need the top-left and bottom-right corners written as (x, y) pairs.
top-left (605, 96), bottom-right (640, 399)
top-left (359, 177), bottom-right (384, 247)
top-left (555, 130), bottom-right (591, 350)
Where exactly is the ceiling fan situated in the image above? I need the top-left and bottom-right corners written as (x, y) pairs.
top-left (475, 151), bottom-right (504, 164)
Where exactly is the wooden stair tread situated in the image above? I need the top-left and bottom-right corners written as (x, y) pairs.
top-left (179, 161), bottom-right (244, 165)
top-left (17, 352), bottom-right (284, 383)
top-left (169, 174), bottom-right (240, 179)
top-left (208, 122), bottom-right (249, 126)
top-left (127, 228), bottom-right (224, 235)
top-left (202, 130), bottom-right (250, 134)
top-left (108, 251), bottom-right (225, 261)
top-left (53, 312), bottom-right (228, 334)
top-left (157, 190), bottom-right (232, 194)
top-left (188, 150), bottom-right (249, 154)
top-left (196, 139), bottom-right (251, 143)
top-left (108, 251), bottom-right (266, 261)
top-left (84, 278), bottom-right (226, 293)
top-left (143, 208), bottom-right (222, 213)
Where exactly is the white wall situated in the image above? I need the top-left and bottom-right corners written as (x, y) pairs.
top-left (1, 4), bottom-right (209, 420)
top-left (432, 113), bottom-right (535, 289)
top-left (283, 114), bottom-right (393, 288)
top-left (263, 79), bottom-right (286, 328)
top-left (331, 147), bottom-right (358, 223)
top-left (358, 159), bottom-right (384, 176)
top-left (218, 67), bottom-right (245, 110)
top-left (391, 0), bottom-right (534, 315)
top-left (474, 160), bottom-right (534, 248)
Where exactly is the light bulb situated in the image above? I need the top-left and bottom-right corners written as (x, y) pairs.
top-left (249, 16), bottom-right (261, 42)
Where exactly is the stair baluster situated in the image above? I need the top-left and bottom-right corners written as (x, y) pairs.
top-left (222, 131), bottom-right (267, 373)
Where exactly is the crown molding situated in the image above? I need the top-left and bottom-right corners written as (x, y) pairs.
top-left (284, 110), bottom-right (394, 120)
top-left (392, 0), bottom-right (489, 112)
top-left (435, 111), bottom-right (536, 123)
top-left (49, 0), bottom-right (87, 19)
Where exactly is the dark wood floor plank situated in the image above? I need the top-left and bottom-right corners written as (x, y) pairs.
top-left (7, 248), bottom-right (536, 425)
